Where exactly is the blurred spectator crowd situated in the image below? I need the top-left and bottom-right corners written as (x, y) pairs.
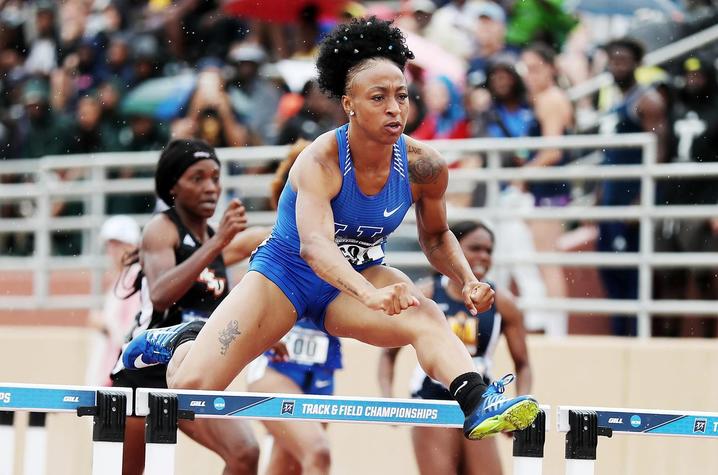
top-left (1, 0), bottom-right (717, 336)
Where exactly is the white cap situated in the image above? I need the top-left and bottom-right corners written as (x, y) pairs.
top-left (99, 215), bottom-right (141, 246)
top-left (410, 0), bottom-right (436, 13)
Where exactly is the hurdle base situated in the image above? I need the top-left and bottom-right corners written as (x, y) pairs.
top-left (23, 416), bottom-right (47, 475)
top-left (92, 441), bottom-right (123, 475)
top-left (145, 443), bottom-right (177, 475)
top-left (565, 459), bottom-right (596, 475)
top-left (0, 412), bottom-right (15, 475)
top-left (513, 456), bottom-right (543, 475)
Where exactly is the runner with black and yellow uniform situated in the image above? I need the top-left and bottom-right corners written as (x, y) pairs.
top-left (379, 221), bottom-right (532, 475)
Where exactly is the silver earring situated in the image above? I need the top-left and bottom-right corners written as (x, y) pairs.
top-left (349, 110), bottom-right (355, 116)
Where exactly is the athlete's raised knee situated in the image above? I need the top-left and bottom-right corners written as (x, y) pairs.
top-left (414, 297), bottom-right (451, 327)
top-left (167, 368), bottom-right (219, 391)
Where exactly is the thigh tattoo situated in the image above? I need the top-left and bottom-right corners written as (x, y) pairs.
top-left (218, 320), bottom-right (241, 356)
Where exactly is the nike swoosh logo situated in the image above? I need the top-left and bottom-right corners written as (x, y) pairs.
top-left (133, 355), bottom-right (157, 369)
top-left (383, 204), bottom-right (402, 218)
top-left (453, 380), bottom-right (468, 396)
top-left (315, 380), bottom-right (332, 388)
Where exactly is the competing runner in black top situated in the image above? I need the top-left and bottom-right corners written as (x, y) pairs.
top-left (111, 138), bottom-right (264, 475)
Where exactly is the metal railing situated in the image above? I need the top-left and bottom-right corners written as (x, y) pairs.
top-left (1, 133), bottom-right (717, 338)
top-left (567, 22), bottom-right (718, 103)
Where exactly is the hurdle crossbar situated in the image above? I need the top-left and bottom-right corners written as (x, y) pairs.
top-left (136, 388), bottom-right (550, 475)
top-left (136, 387), bottom-right (467, 427)
top-left (0, 383), bottom-right (132, 415)
top-left (557, 405), bottom-right (718, 439)
top-left (0, 383), bottom-right (133, 475)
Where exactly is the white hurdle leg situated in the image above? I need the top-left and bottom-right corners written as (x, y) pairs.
top-left (564, 410), bottom-right (612, 475)
top-left (512, 409), bottom-right (546, 475)
top-left (566, 460), bottom-right (597, 475)
top-left (145, 444), bottom-right (177, 475)
top-left (0, 412), bottom-right (15, 475)
top-left (89, 391), bottom-right (128, 475)
top-left (23, 413), bottom-right (47, 475)
top-left (144, 393), bottom-right (182, 475)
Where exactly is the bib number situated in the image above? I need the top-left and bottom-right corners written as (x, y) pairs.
top-left (337, 242), bottom-right (384, 266)
top-left (284, 328), bottom-right (329, 365)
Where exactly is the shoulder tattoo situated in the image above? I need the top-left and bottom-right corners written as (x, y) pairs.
top-left (407, 145), bottom-right (442, 185)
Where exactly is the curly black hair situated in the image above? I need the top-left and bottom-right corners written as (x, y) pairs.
top-left (316, 16), bottom-right (414, 99)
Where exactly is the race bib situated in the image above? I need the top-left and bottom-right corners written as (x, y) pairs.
top-left (284, 328), bottom-right (329, 365)
top-left (336, 237), bottom-right (385, 266)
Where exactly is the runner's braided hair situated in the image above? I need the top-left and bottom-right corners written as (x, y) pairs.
top-left (316, 16), bottom-right (414, 99)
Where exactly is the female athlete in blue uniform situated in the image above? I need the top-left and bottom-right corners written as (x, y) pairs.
top-left (379, 221), bottom-right (532, 475)
top-left (122, 18), bottom-right (539, 453)
top-left (246, 139), bottom-right (343, 474)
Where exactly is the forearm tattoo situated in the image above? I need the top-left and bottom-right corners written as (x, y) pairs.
top-left (427, 234), bottom-right (444, 259)
top-left (408, 146), bottom-right (441, 185)
top-left (336, 277), bottom-right (360, 298)
top-left (218, 319), bottom-right (241, 356)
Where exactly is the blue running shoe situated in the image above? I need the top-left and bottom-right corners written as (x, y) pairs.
top-left (121, 320), bottom-right (205, 370)
top-left (463, 374), bottom-right (539, 440)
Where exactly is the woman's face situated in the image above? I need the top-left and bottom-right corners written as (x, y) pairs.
top-left (488, 68), bottom-right (516, 101)
top-left (171, 159), bottom-right (221, 218)
top-left (459, 227), bottom-right (494, 280)
top-left (344, 59), bottom-right (410, 145)
top-left (77, 97), bottom-right (101, 131)
top-left (520, 51), bottom-right (554, 95)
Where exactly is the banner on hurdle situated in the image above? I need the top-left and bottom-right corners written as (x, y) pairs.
top-left (0, 382), bottom-right (133, 415)
top-left (136, 388), bottom-right (467, 427)
top-left (0, 383), bottom-right (133, 475)
top-left (558, 405), bottom-right (718, 439)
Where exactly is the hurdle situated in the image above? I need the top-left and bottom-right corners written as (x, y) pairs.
top-left (0, 383), bottom-right (132, 475)
top-left (556, 405), bottom-right (718, 475)
top-left (135, 387), bottom-right (549, 475)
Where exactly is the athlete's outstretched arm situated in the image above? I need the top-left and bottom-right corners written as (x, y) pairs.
top-left (407, 139), bottom-right (493, 315)
top-left (293, 144), bottom-right (374, 298)
top-left (222, 225), bottom-right (272, 266)
top-left (293, 141), bottom-right (418, 315)
top-left (143, 199), bottom-right (246, 311)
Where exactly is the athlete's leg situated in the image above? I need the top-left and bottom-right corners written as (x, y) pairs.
top-left (411, 426), bottom-right (462, 475)
top-left (168, 271), bottom-right (297, 390)
top-left (264, 441), bottom-right (301, 475)
top-left (325, 265), bottom-right (538, 439)
top-left (121, 417), bottom-right (146, 475)
top-left (325, 265), bottom-right (474, 386)
top-left (462, 437), bottom-right (503, 475)
top-left (178, 419), bottom-right (259, 475)
top-left (248, 367), bottom-right (331, 475)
